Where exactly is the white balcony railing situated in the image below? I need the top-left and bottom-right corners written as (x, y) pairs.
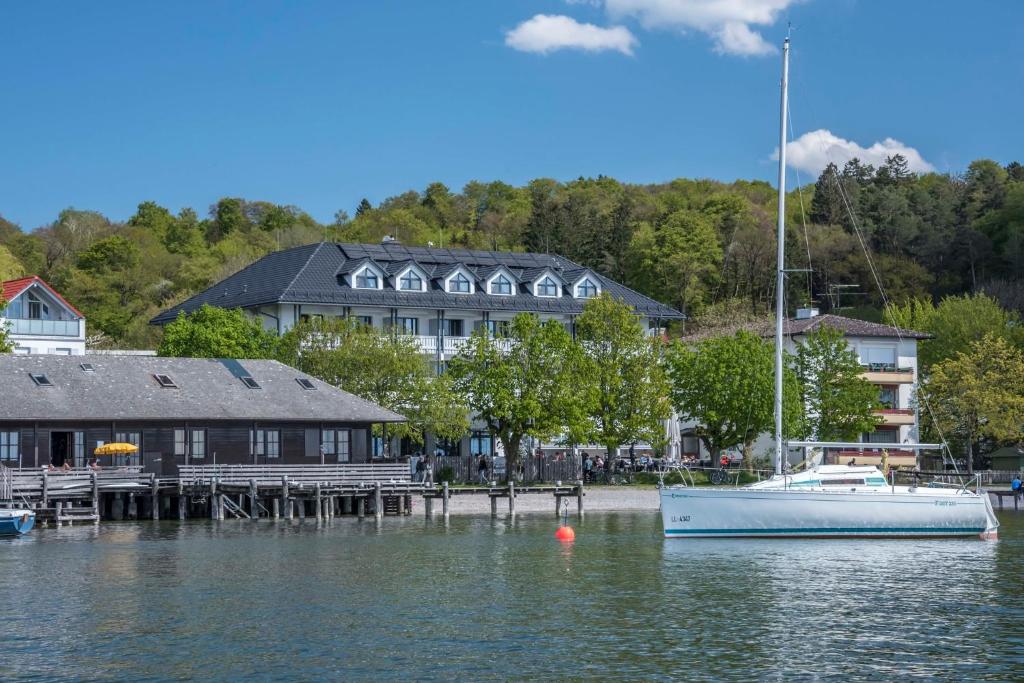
top-left (4, 318), bottom-right (81, 337)
top-left (411, 335), bottom-right (510, 356)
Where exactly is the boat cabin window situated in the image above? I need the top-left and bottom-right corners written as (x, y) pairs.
top-left (821, 478), bottom-right (866, 486)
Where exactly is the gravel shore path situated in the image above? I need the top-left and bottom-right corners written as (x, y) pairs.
top-left (428, 485), bottom-right (660, 516)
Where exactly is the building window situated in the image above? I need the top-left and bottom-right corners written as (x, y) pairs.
top-left (860, 346), bottom-right (897, 371)
top-left (862, 429), bottom-right (899, 444)
top-left (174, 429), bottom-right (187, 456)
top-left (253, 429), bottom-right (280, 458)
top-left (190, 430), bottom-right (206, 458)
top-left (536, 276), bottom-right (558, 297)
top-left (441, 319), bottom-right (464, 337)
top-left (484, 320), bottom-right (510, 337)
top-left (878, 386), bottom-right (897, 409)
top-left (490, 274), bottom-right (513, 295)
top-left (399, 270), bottom-right (423, 291)
top-left (355, 269), bottom-right (379, 289)
top-left (0, 431), bottom-right (18, 461)
top-left (27, 292), bottom-right (43, 319)
top-left (470, 431), bottom-right (493, 457)
top-left (448, 272), bottom-right (471, 293)
top-left (355, 315), bottom-right (373, 328)
top-left (396, 317), bottom-right (419, 335)
top-left (72, 432), bottom-right (85, 468)
top-left (299, 313), bottom-right (324, 324)
top-left (321, 429), bottom-right (351, 462)
top-left (576, 278), bottom-right (598, 298)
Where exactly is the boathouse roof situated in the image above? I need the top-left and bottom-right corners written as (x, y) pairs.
top-left (150, 241), bottom-right (685, 324)
top-left (0, 355), bottom-right (406, 423)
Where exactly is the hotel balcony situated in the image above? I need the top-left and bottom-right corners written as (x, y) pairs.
top-left (874, 408), bottom-right (915, 426)
top-left (860, 364), bottom-right (915, 384)
top-left (4, 318), bottom-right (81, 337)
top-left (412, 335), bottom-right (511, 357)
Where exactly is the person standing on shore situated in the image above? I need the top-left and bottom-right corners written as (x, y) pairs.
top-left (477, 453), bottom-right (489, 484)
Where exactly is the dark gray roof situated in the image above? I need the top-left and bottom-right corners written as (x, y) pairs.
top-left (778, 314), bottom-right (932, 340)
top-left (151, 242), bottom-right (684, 323)
top-left (0, 355), bottom-right (406, 423)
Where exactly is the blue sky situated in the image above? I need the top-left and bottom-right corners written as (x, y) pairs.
top-left (1, 0), bottom-right (1021, 230)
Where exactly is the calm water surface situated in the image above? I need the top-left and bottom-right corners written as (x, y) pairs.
top-left (2, 511), bottom-right (1023, 681)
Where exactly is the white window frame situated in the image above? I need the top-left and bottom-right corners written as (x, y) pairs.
top-left (253, 429), bottom-right (280, 458)
top-left (575, 277), bottom-right (599, 299)
top-left (0, 431), bottom-right (18, 461)
top-left (190, 429), bottom-right (206, 459)
top-left (353, 264), bottom-right (383, 290)
top-left (535, 275), bottom-right (560, 298)
top-left (447, 270), bottom-right (473, 294)
top-left (174, 429), bottom-right (187, 456)
top-left (489, 273), bottom-right (514, 296)
top-left (397, 266), bottom-right (427, 292)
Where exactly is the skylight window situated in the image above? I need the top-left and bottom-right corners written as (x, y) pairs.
top-left (154, 374), bottom-right (177, 388)
top-left (80, 363), bottom-right (95, 372)
top-left (296, 378), bottom-right (317, 390)
top-left (29, 373), bottom-right (53, 387)
top-left (240, 376), bottom-right (262, 389)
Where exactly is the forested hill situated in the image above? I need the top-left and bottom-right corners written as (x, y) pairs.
top-left (1, 156), bottom-right (1021, 349)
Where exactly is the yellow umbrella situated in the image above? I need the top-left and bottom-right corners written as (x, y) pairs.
top-left (94, 442), bottom-right (139, 456)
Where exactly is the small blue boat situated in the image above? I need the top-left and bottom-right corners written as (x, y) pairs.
top-left (0, 508), bottom-right (35, 536)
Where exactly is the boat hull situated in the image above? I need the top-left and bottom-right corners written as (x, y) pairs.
top-left (0, 509), bottom-right (36, 536)
top-left (660, 487), bottom-right (996, 538)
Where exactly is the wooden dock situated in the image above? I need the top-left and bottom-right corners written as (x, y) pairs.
top-left (2, 465), bottom-right (586, 526)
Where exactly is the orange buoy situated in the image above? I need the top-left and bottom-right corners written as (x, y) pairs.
top-left (555, 526), bottom-right (575, 542)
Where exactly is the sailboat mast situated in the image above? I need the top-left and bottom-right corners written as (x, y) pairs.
top-left (774, 38), bottom-right (790, 477)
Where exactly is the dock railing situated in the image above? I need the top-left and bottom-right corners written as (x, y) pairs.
top-left (177, 463), bottom-right (411, 486)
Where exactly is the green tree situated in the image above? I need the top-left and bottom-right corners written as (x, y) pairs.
top-left (666, 331), bottom-right (804, 469)
top-left (886, 293), bottom-right (1022, 370)
top-left (0, 245), bottom-right (24, 281)
top-left (278, 317), bottom-right (468, 449)
top-left (924, 335), bottom-right (1024, 473)
top-left (128, 201), bottom-right (175, 242)
top-left (158, 305), bottom-right (279, 358)
top-left (447, 313), bottom-right (588, 470)
top-left (794, 325), bottom-right (881, 441)
top-left (575, 293), bottom-right (671, 459)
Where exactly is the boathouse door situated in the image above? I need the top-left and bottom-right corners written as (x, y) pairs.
top-left (51, 431), bottom-right (71, 467)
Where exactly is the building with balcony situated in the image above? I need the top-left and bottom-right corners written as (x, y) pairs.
top-left (678, 309), bottom-right (931, 469)
top-left (152, 239), bottom-right (684, 458)
top-left (1, 276), bottom-right (86, 355)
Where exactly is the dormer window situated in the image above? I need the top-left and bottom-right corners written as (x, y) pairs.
top-left (576, 278), bottom-right (598, 299)
top-left (536, 276), bottom-right (559, 297)
top-left (449, 273), bottom-right (471, 294)
top-left (399, 270), bottom-right (423, 292)
top-left (490, 274), bottom-right (513, 295)
top-left (354, 268), bottom-right (379, 289)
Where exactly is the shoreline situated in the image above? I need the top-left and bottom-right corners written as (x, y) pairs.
top-left (425, 485), bottom-right (661, 516)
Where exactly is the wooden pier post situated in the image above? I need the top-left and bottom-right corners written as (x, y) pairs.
top-left (272, 498), bottom-right (280, 519)
top-left (282, 477), bottom-right (291, 520)
top-left (424, 495), bottom-right (433, 518)
top-left (150, 474), bottom-right (159, 521)
top-left (374, 482), bottom-right (383, 520)
top-left (55, 501), bottom-right (63, 527)
top-left (209, 481), bottom-right (218, 520)
top-left (554, 493), bottom-right (562, 517)
top-left (442, 481), bottom-right (450, 518)
top-left (508, 481), bottom-right (516, 516)
top-left (357, 496), bottom-right (365, 519)
top-left (491, 495), bottom-right (498, 517)
top-left (577, 480), bottom-right (584, 517)
top-left (127, 493), bottom-right (137, 520)
top-left (41, 470), bottom-right (49, 508)
top-left (178, 495), bottom-right (187, 521)
top-left (397, 493), bottom-right (406, 516)
top-left (91, 471), bottom-right (100, 522)
top-left (315, 484), bottom-right (323, 523)
top-left (249, 479), bottom-right (258, 519)
top-left (296, 498), bottom-right (305, 520)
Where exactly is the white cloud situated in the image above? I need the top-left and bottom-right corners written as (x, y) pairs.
top-left (505, 14), bottom-right (638, 56)
top-left (777, 129), bottom-right (936, 176)
top-left (605, 0), bottom-right (800, 56)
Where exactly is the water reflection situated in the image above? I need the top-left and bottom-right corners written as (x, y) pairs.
top-left (0, 513), bottom-right (1022, 681)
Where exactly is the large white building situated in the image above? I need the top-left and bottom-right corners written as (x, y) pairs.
top-left (1, 276), bottom-right (86, 356)
top-left (153, 239), bottom-right (684, 457)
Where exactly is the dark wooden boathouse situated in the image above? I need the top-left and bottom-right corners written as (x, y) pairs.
top-left (0, 354), bottom-right (405, 474)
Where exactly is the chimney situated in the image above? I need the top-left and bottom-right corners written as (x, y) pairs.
top-left (795, 307), bottom-right (820, 320)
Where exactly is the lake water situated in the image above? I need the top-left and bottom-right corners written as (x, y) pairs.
top-left (2, 511), bottom-right (1023, 681)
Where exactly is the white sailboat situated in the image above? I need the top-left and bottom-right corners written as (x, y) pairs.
top-left (659, 38), bottom-right (999, 539)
